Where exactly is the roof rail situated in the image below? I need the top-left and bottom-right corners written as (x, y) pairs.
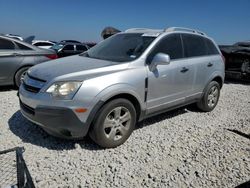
top-left (165, 27), bottom-right (207, 36)
top-left (125, 28), bottom-right (163, 33)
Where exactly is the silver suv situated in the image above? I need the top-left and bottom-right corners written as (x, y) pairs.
top-left (19, 27), bottom-right (225, 148)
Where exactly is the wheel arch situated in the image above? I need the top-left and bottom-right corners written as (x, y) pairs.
top-left (211, 76), bottom-right (223, 88)
top-left (101, 93), bottom-right (142, 121)
top-left (13, 65), bottom-right (33, 85)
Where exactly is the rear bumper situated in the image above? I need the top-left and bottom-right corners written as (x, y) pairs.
top-left (19, 100), bottom-right (89, 139)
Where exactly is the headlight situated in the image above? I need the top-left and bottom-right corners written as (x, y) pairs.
top-left (46, 81), bottom-right (82, 99)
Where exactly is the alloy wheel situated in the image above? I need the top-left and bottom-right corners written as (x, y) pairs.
top-left (103, 106), bottom-right (131, 141)
top-left (207, 86), bottom-right (219, 108)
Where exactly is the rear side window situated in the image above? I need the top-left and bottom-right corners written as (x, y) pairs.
top-left (63, 45), bottom-right (74, 51)
top-left (182, 34), bottom-right (207, 58)
top-left (148, 34), bottom-right (183, 62)
top-left (34, 42), bottom-right (52, 46)
top-left (0, 38), bottom-right (15, 50)
top-left (205, 38), bottom-right (219, 55)
top-left (15, 42), bottom-right (32, 50)
top-left (76, 45), bottom-right (88, 51)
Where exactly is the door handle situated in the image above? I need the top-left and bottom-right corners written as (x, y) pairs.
top-left (180, 67), bottom-right (189, 73)
top-left (12, 53), bottom-right (22, 56)
top-left (207, 62), bottom-right (213, 67)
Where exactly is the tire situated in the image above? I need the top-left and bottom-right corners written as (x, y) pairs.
top-left (89, 98), bottom-right (136, 148)
top-left (197, 81), bottom-right (220, 112)
top-left (15, 67), bottom-right (30, 87)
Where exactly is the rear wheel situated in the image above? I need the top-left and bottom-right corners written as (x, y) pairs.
top-left (15, 67), bottom-right (30, 87)
top-left (197, 81), bottom-right (220, 112)
top-left (89, 98), bottom-right (136, 148)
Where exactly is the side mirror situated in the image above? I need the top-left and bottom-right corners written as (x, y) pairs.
top-left (149, 53), bottom-right (170, 71)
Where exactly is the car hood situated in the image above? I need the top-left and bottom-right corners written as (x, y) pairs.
top-left (28, 55), bottom-right (125, 82)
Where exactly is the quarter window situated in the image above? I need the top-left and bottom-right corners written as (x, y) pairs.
top-left (0, 38), bottom-right (15, 50)
top-left (15, 42), bottom-right (32, 50)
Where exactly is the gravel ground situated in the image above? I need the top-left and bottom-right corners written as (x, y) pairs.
top-left (0, 82), bottom-right (249, 188)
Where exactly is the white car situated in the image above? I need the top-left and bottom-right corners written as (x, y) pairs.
top-left (5, 34), bottom-right (23, 41)
top-left (32, 40), bottom-right (56, 49)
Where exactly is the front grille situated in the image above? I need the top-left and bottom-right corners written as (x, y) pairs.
top-left (22, 74), bottom-right (46, 93)
top-left (20, 100), bottom-right (35, 115)
top-left (23, 82), bottom-right (41, 93)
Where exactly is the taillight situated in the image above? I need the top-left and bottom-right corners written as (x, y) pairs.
top-left (46, 54), bottom-right (58, 60)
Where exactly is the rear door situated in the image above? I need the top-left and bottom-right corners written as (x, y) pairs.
top-left (182, 34), bottom-right (220, 94)
top-left (146, 34), bottom-right (196, 114)
top-left (0, 38), bottom-right (24, 85)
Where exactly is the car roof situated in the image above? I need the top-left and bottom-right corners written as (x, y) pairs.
top-left (59, 42), bottom-right (87, 46)
top-left (60, 40), bottom-right (81, 44)
top-left (32, 40), bottom-right (55, 44)
top-left (124, 27), bottom-right (208, 38)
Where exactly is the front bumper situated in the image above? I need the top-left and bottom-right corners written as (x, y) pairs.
top-left (19, 99), bottom-right (89, 139)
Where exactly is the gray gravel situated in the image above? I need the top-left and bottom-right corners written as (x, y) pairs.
top-left (0, 82), bottom-right (250, 188)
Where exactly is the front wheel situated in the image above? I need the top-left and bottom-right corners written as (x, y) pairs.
top-left (15, 67), bottom-right (30, 87)
top-left (197, 81), bottom-right (220, 112)
top-left (89, 98), bottom-right (136, 148)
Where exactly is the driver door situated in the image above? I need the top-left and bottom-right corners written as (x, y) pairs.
top-left (146, 34), bottom-right (195, 114)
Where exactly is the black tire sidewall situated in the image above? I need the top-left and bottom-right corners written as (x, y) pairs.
top-left (90, 98), bottom-right (136, 148)
top-left (15, 67), bottom-right (30, 87)
top-left (200, 81), bottom-right (220, 112)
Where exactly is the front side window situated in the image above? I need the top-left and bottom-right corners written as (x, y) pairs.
top-left (0, 38), bottom-right (15, 50)
top-left (63, 45), bottom-right (74, 51)
top-left (83, 33), bottom-right (156, 62)
top-left (182, 34), bottom-right (207, 58)
top-left (76, 45), bottom-right (88, 51)
top-left (147, 34), bottom-right (183, 63)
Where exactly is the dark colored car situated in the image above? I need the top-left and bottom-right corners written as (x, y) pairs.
top-left (60, 40), bottom-right (81, 44)
top-left (83, 42), bottom-right (97, 48)
top-left (0, 36), bottom-right (57, 87)
top-left (219, 41), bottom-right (250, 80)
top-left (51, 42), bottom-right (89, 58)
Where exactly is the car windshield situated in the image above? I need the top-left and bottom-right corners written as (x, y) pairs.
top-left (51, 43), bottom-right (64, 50)
top-left (81, 33), bottom-right (156, 62)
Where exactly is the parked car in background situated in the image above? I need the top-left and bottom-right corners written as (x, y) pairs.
top-left (51, 41), bottom-right (89, 58)
top-left (60, 40), bottom-right (81, 44)
top-left (83, 42), bottom-right (97, 48)
top-left (19, 27), bottom-right (224, 148)
top-left (0, 36), bottom-right (57, 87)
top-left (5, 34), bottom-right (24, 41)
top-left (220, 41), bottom-right (250, 80)
top-left (32, 40), bottom-right (56, 49)
top-left (101, 26), bottom-right (121, 39)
